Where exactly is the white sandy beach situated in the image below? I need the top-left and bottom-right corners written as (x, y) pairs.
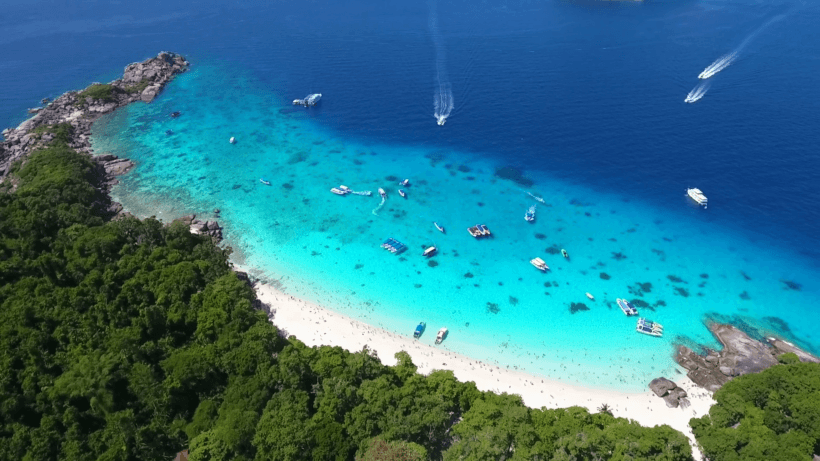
top-left (255, 282), bottom-right (715, 456)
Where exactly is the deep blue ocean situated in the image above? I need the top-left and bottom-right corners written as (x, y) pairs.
top-left (3, 0), bottom-right (819, 390)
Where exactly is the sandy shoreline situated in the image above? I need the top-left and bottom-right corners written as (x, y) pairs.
top-left (255, 282), bottom-right (714, 455)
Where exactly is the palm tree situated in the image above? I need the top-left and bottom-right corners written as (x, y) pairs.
top-left (597, 403), bottom-right (613, 416)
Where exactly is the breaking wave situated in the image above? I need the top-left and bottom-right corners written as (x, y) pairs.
top-left (430, 0), bottom-right (453, 125)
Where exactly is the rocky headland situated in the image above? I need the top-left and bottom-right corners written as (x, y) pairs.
top-left (0, 52), bottom-right (189, 212)
top-left (674, 323), bottom-right (820, 392)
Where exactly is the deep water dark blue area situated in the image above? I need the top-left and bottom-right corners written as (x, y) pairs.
top-left (2, 0), bottom-right (818, 260)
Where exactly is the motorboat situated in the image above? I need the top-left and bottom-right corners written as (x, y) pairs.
top-left (423, 246), bottom-right (437, 257)
top-left (468, 224), bottom-right (491, 238)
top-left (586, 292), bottom-right (595, 300)
top-left (434, 222), bottom-right (445, 233)
top-left (260, 178), bottom-right (271, 186)
top-left (436, 116), bottom-right (446, 126)
top-left (400, 179), bottom-right (410, 186)
top-left (413, 322), bottom-right (426, 339)
top-left (530, 257), bottom-right (548, 271)
top-left (616, 298), bottom-right (639, 316)
top-left (638, 318), bottom-right (663, 331)
top-left (293, 93), bottom-right (322, 107)
top-left (525, 205), bottom-right (536, 222)
top-left (170, 111), bottom-right (181, 118)
top-left (330, 188), bottom-right (347, 195)
top-left (478, 224), bottom-right (491, 236)
top-left (435, 327), bottom-right (448, 345)
top-left (561, 249), bottom-right (569, 258)
top-left (379, 188), bottom-right (387, 199)
top-left (686, 188), bottom-right (708, 208)
top-left (398, 189), bottom-right (407, 198)
top-left (636, 318), bottom-right (663, 337)
top-left (339, 185), bottom-right (350, 193)
top-left (229, 137), bottom-right (236, 144)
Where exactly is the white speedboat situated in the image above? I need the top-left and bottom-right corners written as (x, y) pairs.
top-left (434, 222), bottom-right (445, 233)
top-left (437, 116), bottom-right (446, 126)
top-left (378, 188), bottom-right (387, 199)
top-left (586, 292), bottom-right (595, 300)
top-left (400, 179), bottom-right (410, 186)
top-left (636, 318), bottom-right (663, 337)
top-left (687, 188), bottom-right (707, 208)
top-left (229, 137), bottom-right (236, 144)
top-left (525, 205), bottom-right (536, 222)
top-left (423, 246), bottom-right (437, 257)
top-left (435, 327), bottom-right (448, 344)
top-left (260, 178), bottom-right (271, 186)
top-left (330, 188), bottom-right (346, 195)
top-left (398, 189), bottom-right (406, 198)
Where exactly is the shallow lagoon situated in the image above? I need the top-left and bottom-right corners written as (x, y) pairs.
top-left (91, 62), bottom-right (819, 391)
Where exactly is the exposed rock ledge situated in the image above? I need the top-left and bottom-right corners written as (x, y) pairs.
top-left (675, 323), bottom-right (820, 392)
top-left (0, 52), bottom-right (189, 191)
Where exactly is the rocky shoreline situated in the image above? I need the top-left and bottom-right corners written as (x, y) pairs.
top-left (0, 51), bottom-right (189, 217)
top-left (673, 323), bottom-right (819, 392)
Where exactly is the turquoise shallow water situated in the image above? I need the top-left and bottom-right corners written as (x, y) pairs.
top-left (91, 62), bottom-right (820, 392)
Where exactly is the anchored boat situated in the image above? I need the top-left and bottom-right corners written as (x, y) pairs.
top-left (413, 322), bottom-right (426, 339)
top-left (381, 238), bottom-right (407, 254)
top-left (434, 222), bottom-right (445, 233)
top-left (636, 318), bottom-right (663, 337)
top-left (398, 189), bottom-right (407, 198)
top-left (435, 327), bottom-right (448, 345)
top-left (423, 246), bottom-right (437, 257)
top-left (616, 298), bottom-right (639, 316)
top-left (379, 188), bottom-right (387, 199)
top-left (530, 257), bottom-right (549, 271)
top-left (400, 179), bottom-right (410, 186)
top-left (686, 188), bottom-right (708, 208)
top-left (260, 178), bottom-right (271, 186)
top-left (561, 249), bottom-right (569, 259)
top-left (468, 224), bottom-right (491, 238)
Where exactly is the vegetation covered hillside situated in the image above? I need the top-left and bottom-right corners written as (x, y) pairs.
top-left (0, 134), bottom-right (696, 460)
top-left (690, 356), bottom-right (820, 461)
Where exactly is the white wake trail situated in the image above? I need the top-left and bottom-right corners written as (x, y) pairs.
top-left (685, 81), bottom-right (711, 103)
top-left (698, 13), bottom-right (788, 80)
top-left (429, 0), bottom-right (453, 126)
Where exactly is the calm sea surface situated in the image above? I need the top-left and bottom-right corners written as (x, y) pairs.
top-left (3, 0), bottom-right (818, 390)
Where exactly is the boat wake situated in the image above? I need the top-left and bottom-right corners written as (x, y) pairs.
top-left (430, 0), bottom-right (453, 126)
top-left (698, 13), bottom-right (788, 80)
top-left (525, 190), bottom-right (546, 204)
top-left (372, 196), bottom-right (386, 216)
top-left (685, 81), bottom-right (711, 103)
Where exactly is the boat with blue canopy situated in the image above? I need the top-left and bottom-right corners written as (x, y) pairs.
top-left (413, 322), bottom-right (426, 339)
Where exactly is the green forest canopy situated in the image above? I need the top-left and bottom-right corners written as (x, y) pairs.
top-left (6, 126), bottom-right (811, 460)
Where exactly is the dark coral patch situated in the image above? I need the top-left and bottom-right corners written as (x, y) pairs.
top-left (739, 291), bottom-right (750, 300)
top-left (509, 296), bottom-right (519, 306)
top-left (674, 287), bottom-right (690, 297)
top-left (611, 252), bottom-right (627, 261)
top-left (457, 164), bottom-right (472, 173)
top-left (427, 260), bottom-right (439, 267)
top-left (631, 299), bottom-right (649, 308)
top-left (486, 302), bottom-right (500, 314)
top-left (464, 272), bottom-right (474, 278)
top-left (667, 275), bottom-right (685, 283)
top-left (545, 245), bottom-right (561, 255)
top-left (385, 175), bottom-right (399, 182)
top-left (740, 271), bottom-right (752, 281)
top-left (653, 300), bottom-right (666, 307)
top-left (534, 233), bottom-right (546, 240)
top-left (569, 302), bottom-right (589, 314)
top-left (354, 264), bottom-right (364, 270)
top-left (781, 280), bottom-right (801, 291)
top-left (282, 183), bottom-right (294, 190)
top-left (599, 272), bottom-right (611, 280)
top-left (414, 284), bottom-right (422, 288)
top-left (494, 166), bottom-right (534, 187)
top-left (700, 273), bottom-right (709, 279)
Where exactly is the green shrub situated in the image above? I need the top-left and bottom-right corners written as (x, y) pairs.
top-left (76, 83), bottom-right (119, 104)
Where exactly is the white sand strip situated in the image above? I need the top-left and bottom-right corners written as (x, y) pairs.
top-left (256, 283), bottom-right (713, 456)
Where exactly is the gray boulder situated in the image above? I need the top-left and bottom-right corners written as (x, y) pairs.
top-left (649, 377), bottom-right (677, 398)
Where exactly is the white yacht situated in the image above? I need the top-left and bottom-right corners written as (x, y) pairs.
top-left (293, 93), bottom-right (322, 107)
top-left (378, 188), bottom-right (387, 199)
top-left (687, 188), bottom-right (707, 208)
top-left (530, 257), bottom-right (548, 271)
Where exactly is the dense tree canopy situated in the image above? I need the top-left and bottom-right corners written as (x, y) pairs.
top-left (0, 130), bottom-right (699, 460)
top-left (690, 361), bottom-right (820, 461)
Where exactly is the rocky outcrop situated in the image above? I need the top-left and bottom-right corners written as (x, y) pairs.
top-left (676, 323), bottom-right (820, 392)
top-left (0, 52), bottom-right (188, 187)
top-left (648, 377), bottom-right (690, 409)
